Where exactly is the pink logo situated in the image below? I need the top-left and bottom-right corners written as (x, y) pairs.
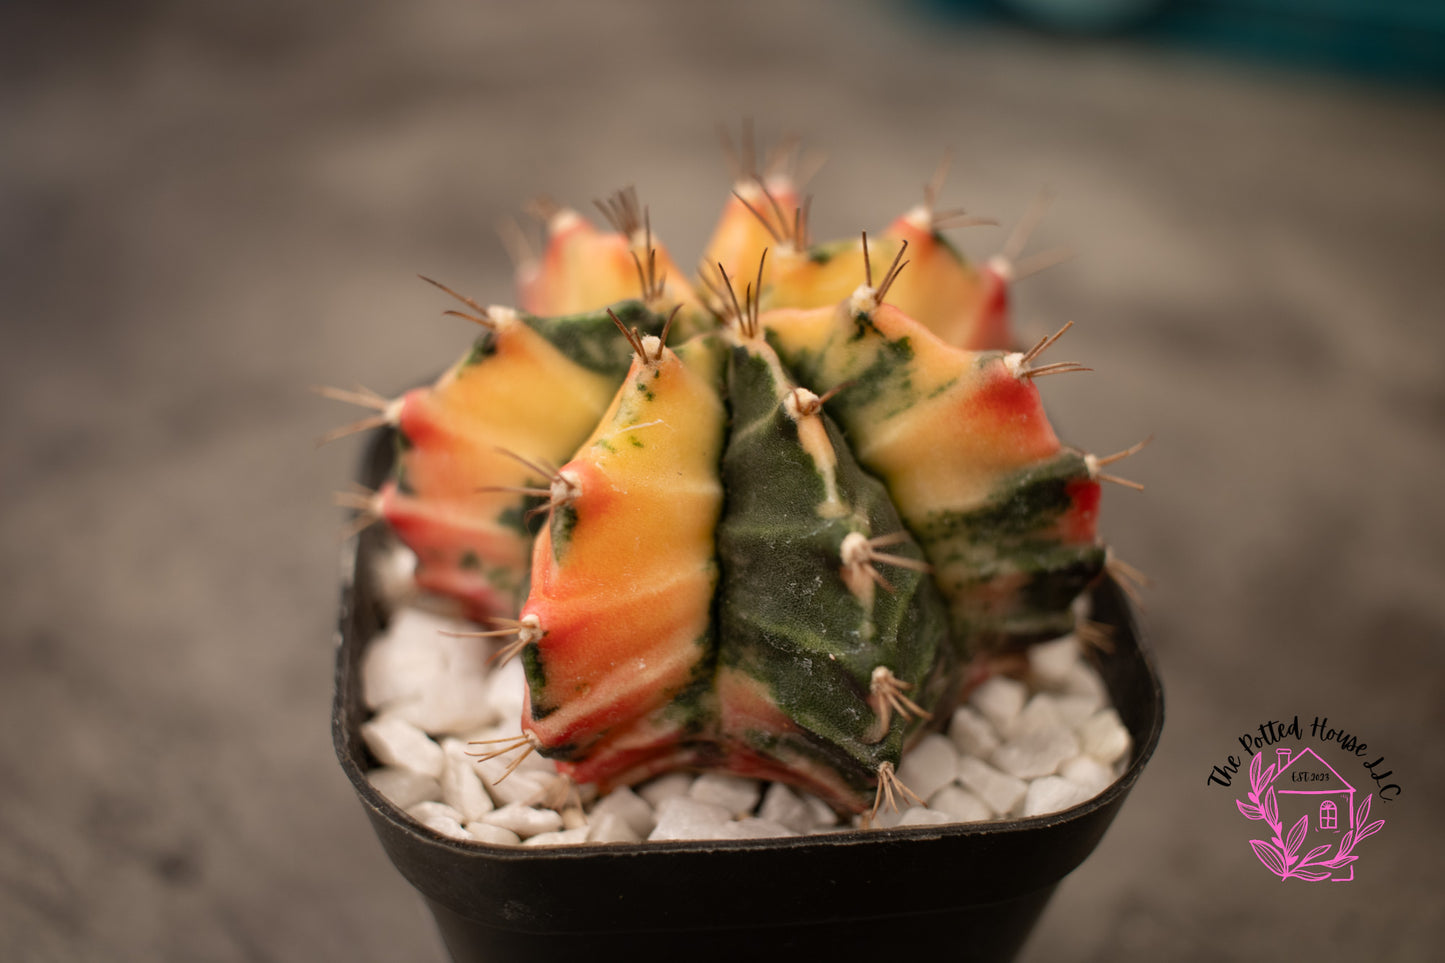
top-left (1235, 746), bottom-right (1385, 882)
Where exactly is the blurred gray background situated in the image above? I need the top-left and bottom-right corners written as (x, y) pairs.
top-left (3, 1), bottom-right (1443, 960)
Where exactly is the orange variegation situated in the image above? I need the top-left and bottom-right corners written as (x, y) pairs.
top-left (520, 336), bottom-right (726, 762)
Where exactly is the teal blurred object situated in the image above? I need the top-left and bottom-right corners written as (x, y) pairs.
top-left (1001, 0), bottom-right (1165, 33)
top-left (926, 0), bottom-right (1445, 85)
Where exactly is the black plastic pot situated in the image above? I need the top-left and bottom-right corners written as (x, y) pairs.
top-left (333, 434), bottom-right (1165, 963)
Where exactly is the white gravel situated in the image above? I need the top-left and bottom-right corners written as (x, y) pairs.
top-left (688, 772), bottom-right (763, 816)
top-left (636, 771), bottom-right (693, 809)
top-left (361, 714), bottom-right (445, 778)
top-left (481, 803), bottom-right (563, 838)
top-left (947, 705), bottom-right (1001, 758)
top-left (407, 801), bottom-right (471, 840)
top-left (464, 822), bottom-right (522, 846)
top-left (956, 756), bottom-right (1029, 817)
top-left (759, 782), bottom-right (827, 834)
top-left (585, 812), bottom-right (643, 844)
top-left (367, 766), bottom-right (441, 810)
top-left (929, 785), bottom-right (993, 823)
top-left (649, 797), bottom-right (736, 841)
top-left (439, 738), bottom-right (495, 822)
top-left (588, 786), bottom-right (656, 838)
top-left (896, 807), bottom-right (953, 827)
top-left (358, 574), bottom-right (1134, 846)
top-left (1021, 776), bottom-right (1092, 817)
top-left (525, 827), bottom-right (592, 847)
top-left (1079, 709), bottom-right (1132, 765)
top-left (969, 676), bottom-right (1029, 732)
top-left (1060, 755), bottom-right (1115, 796)
top-left (992, 726), bottom-right (1081, 780)
top-left (896, 733), bottom-right (960, 803)
top-left (362, 608), bottom-right (498, 735)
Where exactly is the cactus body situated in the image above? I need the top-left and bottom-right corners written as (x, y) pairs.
top-left (766, 300), bottom-right (1102, 647)
top-left (522, 335), bottom-right (727, 782)
top-left (341, 161), bottom-right (1124, 813)
top-left (712, 333), bottom-right (950, 802)
top-left (381, 301), bottom-right (666, 621)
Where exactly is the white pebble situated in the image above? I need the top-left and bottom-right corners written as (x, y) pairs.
top-left (462, 733), bottom-right (552, 805)
top-left (525, 827), bottom-right (592, 846)
top-left (992, 727), bottom-right (1080, 780)
top-left (368, 543), bottom-right (420, 611)
top-left (804, 793), bottom-right (840, 829)
top-left (1021, 775), bottom-right (1091, 817)
top-left (1079, 709), bottom-right (1131, 765)
top-left (482, 768), bottom-right (550, 807)
top-left (361, 714), bottom-right (445, 779)
top-left (409, 800), bottom-right (464, 822)
top-left (481, 658), bottom-right (527, 726)
top-left (367, 766), bottom-right (441, 810)
top-left (481, 803), bottom-right (563, 839)
top-left (1028, 635), bottom-right (1081, 690)
top-left (464, 822), bottom-right (521, 846)
top-left (896, 807), bottom-right (952, 827)
top-left (389, 675), bottom-right (497, 738)
top-left (407, 801), bottom-right (472, 840)
top-left (368, 610), bottom-right (489, 707)
top-left (648, 796), bottom-right (733, 841)
top-left (929, 785), bottom-right (993, 824)
top-left (897, 734), bottom-right (960, 803)
top-left (637, 772), bottom-right (695, 809)
top-left (1062, 662), bottom-right (1108, 704)
top-left (439, 740), bottom-right (495, 822)
top-left (970, 676), bottom-right (1028, 732)
top-left (689, 773), bottom-right (763, 816)
top-left (1060, 755), bottom-right (1115, 798)
top-left (758, 783), bottom-right (817, 834)
top-left (947, 706), bottom-right (1000, 759)
top-left (589, 786), bottom-right (655, 838)
top-left (361, 608), bottom-right (456, 709)
top-left (1005, 694), bottom-right (1064, 738)
top-left (956, 757), bottom-right (1028, 816)
top-left (586, 812), bottom-right (642, 844)
top-left (1054, 693), bottom-right (1103, 728)
top-left (718, 817), bottom-right (795, 839)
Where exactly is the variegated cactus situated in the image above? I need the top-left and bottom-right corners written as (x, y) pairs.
top-left (327, 139), bottom-right (1142, 815)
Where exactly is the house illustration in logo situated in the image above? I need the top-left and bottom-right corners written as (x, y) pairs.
top-left (1268, 746), bottom-right (1357, 881)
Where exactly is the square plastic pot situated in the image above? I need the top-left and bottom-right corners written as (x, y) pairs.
top-left (332, 433), bottom-right (1164, 963)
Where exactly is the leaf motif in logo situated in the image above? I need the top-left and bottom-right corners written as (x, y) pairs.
top-left (1285, 815), bottom-right (1308, 859)
top-left (1250, 839), bottom-right (1288, 878)
top-left (1236, 799), bottom-right (1264, 820)
top-left (1263, 786), bottom-right (1279, 827)
top-left (1293, 868), bottom-right (1333, 882)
